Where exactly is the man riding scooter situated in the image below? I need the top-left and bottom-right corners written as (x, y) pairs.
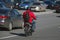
top-left (23, 8), bottom-right (36, 32)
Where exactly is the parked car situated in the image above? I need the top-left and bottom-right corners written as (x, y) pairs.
top-left (4, 2), bottom-right (14, 8)
top-left (0, 8), bottom-right (23, 30)
top-left (19, 1), bottom-right (32, 9)
top-left (14, 0), bottom-right (21, 9)
top-left (14, 2), bottom-right (20, 9)
top-left (54, 1), bottom-right (60, 13)
top-left (0, 9), bottom-right (23, 31)
top-left (30, 2), bottom-right (46, 12)
top-left (44, 1), bottom-right (55, 9)
top-left (0, 2), bottom-right (7, 8)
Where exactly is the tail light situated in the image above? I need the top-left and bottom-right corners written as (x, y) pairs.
top-left (0, 16), bottom-right (9, 19)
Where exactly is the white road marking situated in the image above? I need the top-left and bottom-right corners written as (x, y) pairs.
top-left (0, 35), bottom-right (17, 39)
top-left (34, 12), bottom-right (53, 15)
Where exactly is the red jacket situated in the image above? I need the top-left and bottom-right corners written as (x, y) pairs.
top-left (23, 10), bottom-right (36, 23)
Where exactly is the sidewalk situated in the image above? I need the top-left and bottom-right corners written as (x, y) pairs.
top-left (34, 9), bottom-right (55, 15)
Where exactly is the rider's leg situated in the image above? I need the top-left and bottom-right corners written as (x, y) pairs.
top-left (32, 20), bottom-right (36, 32)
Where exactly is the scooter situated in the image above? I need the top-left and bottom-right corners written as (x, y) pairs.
top-left (24, 22), bottom-right (32, 37)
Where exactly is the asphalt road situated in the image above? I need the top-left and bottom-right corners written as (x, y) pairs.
top-left (0, 9), bottom-right (60, 40)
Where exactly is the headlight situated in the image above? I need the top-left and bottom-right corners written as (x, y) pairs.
top-left (16, 3), bottom-right (18, 5)
top-left (35, 6), bottom-right (39, 10)
top-left (1, 20), bottom-right (5, 22)
top-left (25, 5), bottom-right (28, 9)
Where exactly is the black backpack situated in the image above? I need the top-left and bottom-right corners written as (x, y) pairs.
top-left (24, 12), bottom-right (30, 22)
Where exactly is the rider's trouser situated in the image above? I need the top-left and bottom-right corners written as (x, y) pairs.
top-left (32, 20), bottom-right (36, 31)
